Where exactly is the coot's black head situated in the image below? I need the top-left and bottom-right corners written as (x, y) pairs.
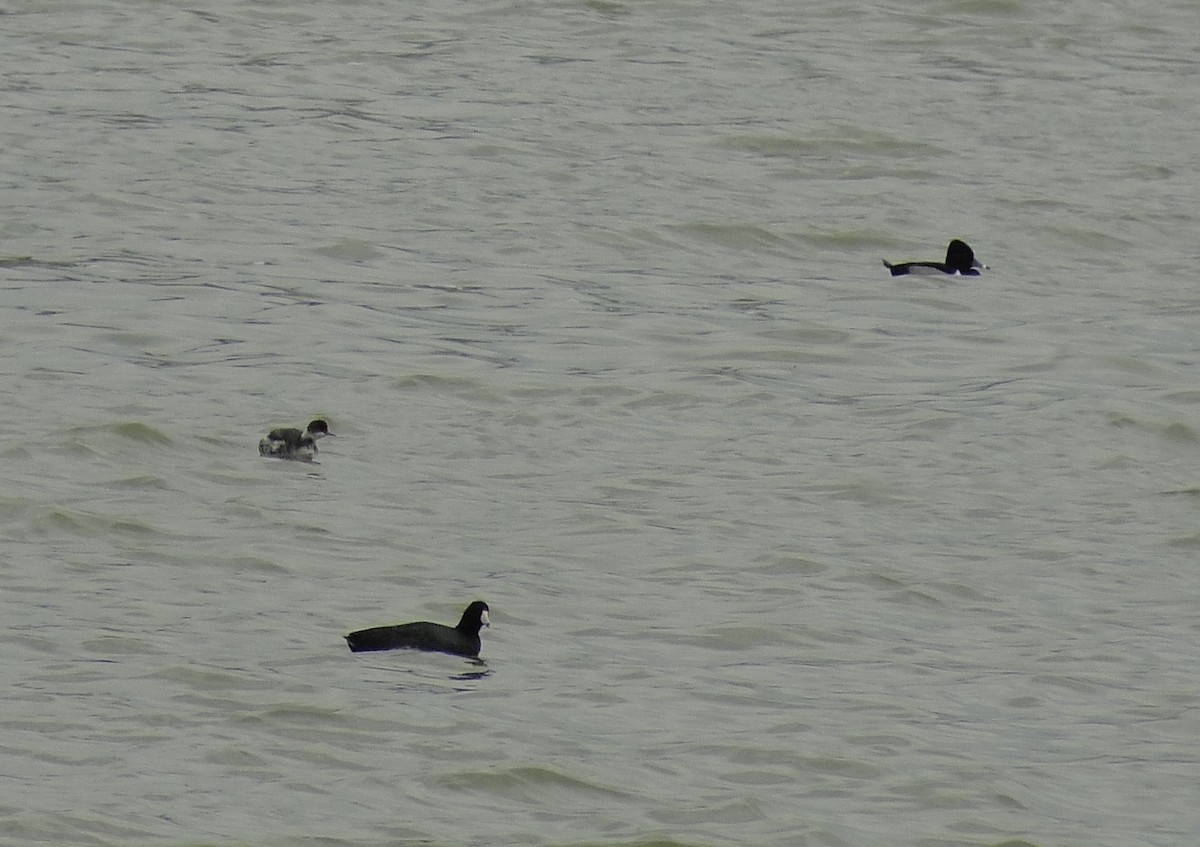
top-left (457, 600), bottom-right (490, 635)
top-left (945, 240), bottom-right (985, 274)
top-left (307, 419), bottom-right (333, 437)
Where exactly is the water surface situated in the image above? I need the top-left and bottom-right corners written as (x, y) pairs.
top-left (2, 1), bottom-right (1199, 845)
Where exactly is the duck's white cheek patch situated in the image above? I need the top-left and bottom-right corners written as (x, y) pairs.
top-left (480, 610), bottom-right (490, 627)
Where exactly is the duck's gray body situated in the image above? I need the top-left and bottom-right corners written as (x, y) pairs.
top-left (259, 419), bottom-right (332, 460)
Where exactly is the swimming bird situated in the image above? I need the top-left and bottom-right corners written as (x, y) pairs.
top-left (258, 419), bottom-right (334, 460)
top-left (883, 239), bottom-right (987, 276)
top-left (346, 600), bottom-right (490, 658)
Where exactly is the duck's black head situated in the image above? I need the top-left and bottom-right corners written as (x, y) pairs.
top-left (307, 420), bottom-right (333, 438)
top-left (945, 240), bottom-right (985, 275)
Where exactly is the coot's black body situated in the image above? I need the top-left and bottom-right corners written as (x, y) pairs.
top-left (346, 600), bottom-right (490, 658)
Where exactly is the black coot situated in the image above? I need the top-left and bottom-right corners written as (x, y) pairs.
top-left (345, 600), bottom-right (490, 658)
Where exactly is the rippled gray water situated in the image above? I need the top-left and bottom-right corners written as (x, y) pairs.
top-left (3, 1), bottom-right (1199, 845)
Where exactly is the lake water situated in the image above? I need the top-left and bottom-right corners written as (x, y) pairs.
top-left (3, 1), bottom-right (1199, 846)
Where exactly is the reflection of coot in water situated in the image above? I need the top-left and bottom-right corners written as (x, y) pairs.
top-left (345, 600), bottom-right (490, 658)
